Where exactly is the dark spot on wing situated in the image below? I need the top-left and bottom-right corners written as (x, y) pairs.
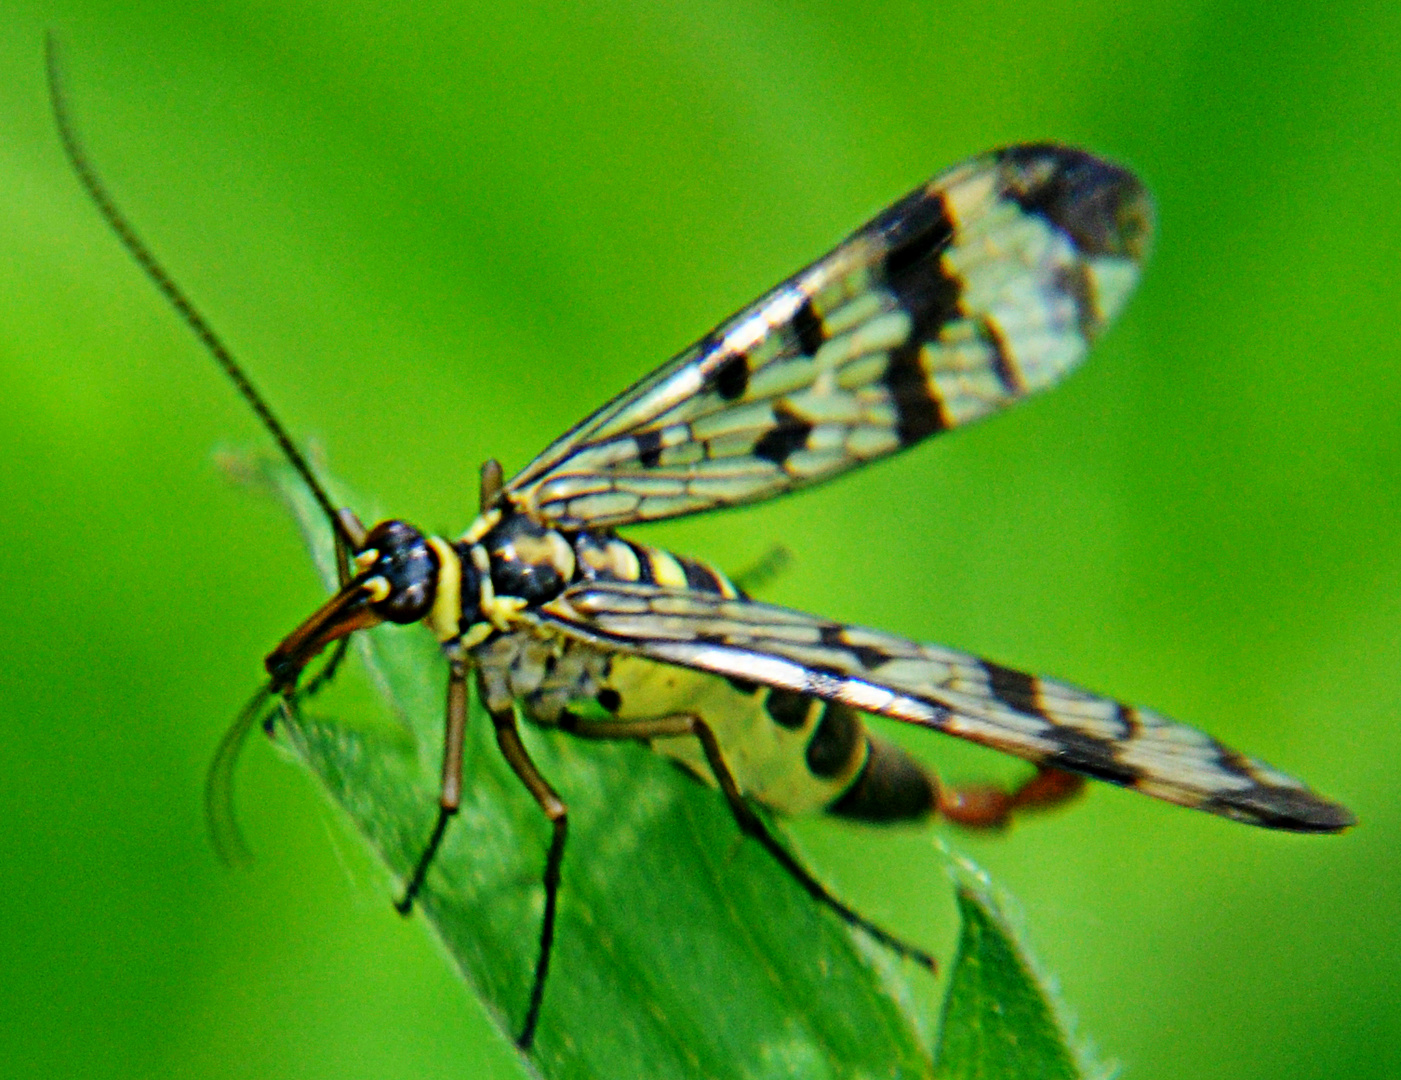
top-left (765, 687), bottom-right (814, 730)
top-left (1218, 748), bottom-right (1255, 776)
top-left (819, 624), bottom-right (887, 670)
top-left (708, 352), bottom-right (750, 401)
top-left (981, 317), bottom-right (1024, 395)
top-left (635, 428), bottom-right (664, 468)
top-left (753, 402), bottom-right (813, 465)
top-left (982, 660), bottom-right (1053, 721)
top-left (881, 189), bottom-right (955, 277)
top-left (725, 675), bottom-right (760, 695)
top-left (873, 192), bottom-right (960, 445)
top-left (1054, 261), bottom-right (1099, 338)
top-left (883, 348), bottom-right (948, 445)
top-left (596, 688), bottom-right (622, 713)
top-left (1201, 782), bottom-right (1356, 833)
top-left (997, 145), bottom-right (1154, 261)
top-left (1205, 748), bottom-right (1353, 832)
top-left (1044, 728), bottom-right (1141, 787)
top-left (791, 296), bottom-right (825, 357)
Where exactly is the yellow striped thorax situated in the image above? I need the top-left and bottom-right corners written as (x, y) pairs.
top-left (445, 508), bottom-right (746, 653)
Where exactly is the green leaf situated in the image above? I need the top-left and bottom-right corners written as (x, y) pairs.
top-left (239, 456), bottom-right (1095, 1080)
top-left (248, 457), bottom-right (935, 1079)
top-left (933, 886), bottom-right (1084, 1080)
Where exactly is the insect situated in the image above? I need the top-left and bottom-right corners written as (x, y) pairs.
top-left (48, 40), bottom-right (1352, 1053)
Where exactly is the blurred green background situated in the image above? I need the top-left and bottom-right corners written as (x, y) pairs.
top-left (1, 1), bottom-right (1397, 1078)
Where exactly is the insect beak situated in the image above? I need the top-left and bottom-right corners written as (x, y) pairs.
top-left (264, 576), bottom-right (386, 690)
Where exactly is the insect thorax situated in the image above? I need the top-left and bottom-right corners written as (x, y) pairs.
top-left (440, 509), bottom-right (747, 649)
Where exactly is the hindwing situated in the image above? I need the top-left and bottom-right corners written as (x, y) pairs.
top-left (534, 581), bottom-right (1353, 833)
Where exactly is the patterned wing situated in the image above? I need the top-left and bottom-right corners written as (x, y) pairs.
top-left (535, 582), bottom-right (1354, 832)
top-left (506, 145), bottom-right (1153, 530)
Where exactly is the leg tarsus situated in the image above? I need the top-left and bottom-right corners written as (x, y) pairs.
top-left (517, 812), bottom-right (566, 1051)
top-left (396, 674), bottom-right (569, 1052)
top-left (715, 786), bottom-right (937, 972)
top-left (294, 635), bottom-right (352, 704)
top-left (396, 805), bottom-right (456, 915)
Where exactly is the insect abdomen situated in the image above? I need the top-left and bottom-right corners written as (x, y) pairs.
top-left (563, 540), bottom-right (937, 821)
top-left (596, 655), bottom-right (932, 821)
top-left (572, 532), bottom-right (740, 597)
top-left (828, 735), bottom-right (936, 822)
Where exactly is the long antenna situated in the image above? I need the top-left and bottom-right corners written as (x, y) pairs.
top-left (45, 34), bottom-right (357, 552)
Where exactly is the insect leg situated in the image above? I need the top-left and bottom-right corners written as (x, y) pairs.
top-left (282, 637), bottom-right (352, 711)
top-left (557, 712), bottom-right (937, 972)
top-left (333, 508), bottom-right (368, 586)
top-left (727, 544), bottom-right (792, 597)
top-left (396, 660), bottom-right (469, 915)
top-left (936, 765), bottom-right (1085, 829)
top-left (479, 458), bottom-right (505, 512)
top-left (481, 674), bottom-right (568, 1051)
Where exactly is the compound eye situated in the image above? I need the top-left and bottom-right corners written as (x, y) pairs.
top-left (360, 520), bottom-right (439, 624)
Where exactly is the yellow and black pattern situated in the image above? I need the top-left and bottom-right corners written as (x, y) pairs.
top-left (60, 51), bottom-right (1355, 1050)
top-left (535, 582), bottom-right (1353, 831)
top-left (573, 532), bottom-right (740, 597)
top-left (504, 145), bottom-right (1152, 530)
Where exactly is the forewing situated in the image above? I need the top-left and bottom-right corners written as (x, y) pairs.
top-left (536, 582), bottom-right (1353, 832)
top-left (506, 145), bottom-right (1153, 530)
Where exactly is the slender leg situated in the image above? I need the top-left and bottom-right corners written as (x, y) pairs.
top-left (396, 665), bottom-right (565, 1051)
top-left (293, 636), bottom-right (352, 702)
top-left (936, 765), bottom-right (1086, 829)
top-left (728, 543), bottom-right (792, 596)
top-left (479, 458), bottom-right (504, 512)
top-left (257, 636), bottom-right (356, 736)
top-left (486, 680), bottom-right (568, 1051)
top-left (557, 711), bottom-right (937, 972)
top-left (396, 660), bottom-right (469, 915)
top-left (334, 529), bottom-right (351, 587)
top-left (337, 508), bottom-right (368, 556)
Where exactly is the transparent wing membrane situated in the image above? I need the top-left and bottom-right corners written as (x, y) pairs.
top-left (507, 146), bottom-right (1152, 530)
top-left (538, 582), bottom-right (1353, 833)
